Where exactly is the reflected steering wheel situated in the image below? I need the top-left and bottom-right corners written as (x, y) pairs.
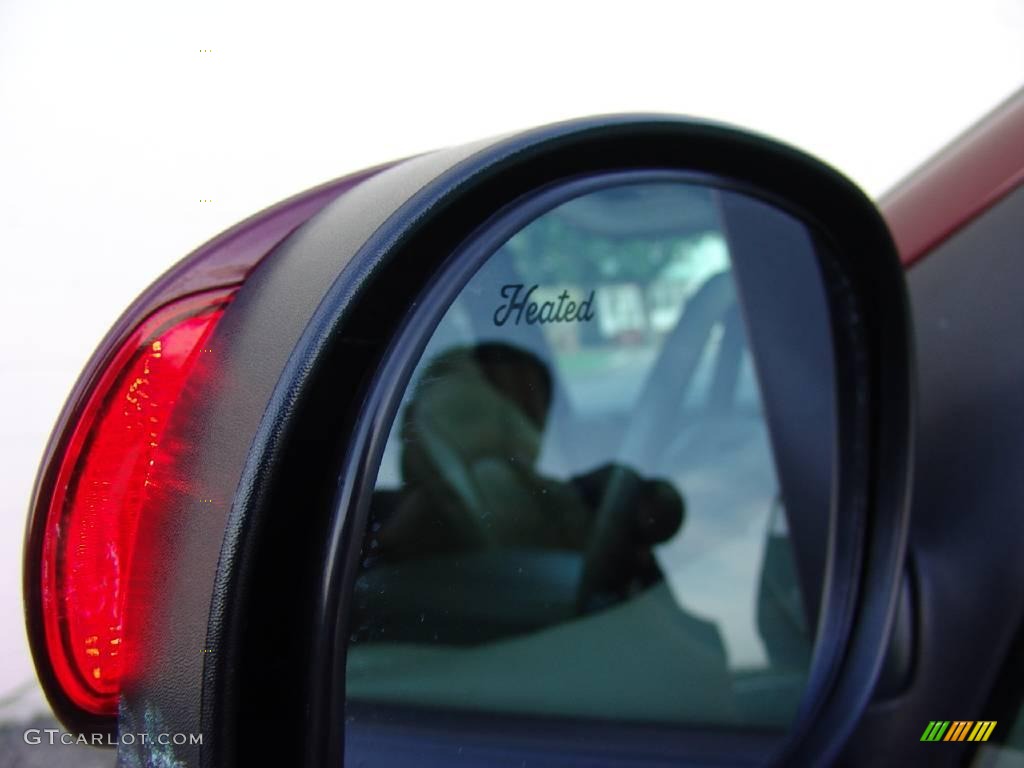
top-left (576, 273), bottom-right (737, 612)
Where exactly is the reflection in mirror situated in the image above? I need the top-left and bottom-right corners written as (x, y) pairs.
top-left (345, 180), bottom-right (834, 742)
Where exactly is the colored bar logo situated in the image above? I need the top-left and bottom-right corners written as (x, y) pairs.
top-left (920, 721), bottom-right (997, 742)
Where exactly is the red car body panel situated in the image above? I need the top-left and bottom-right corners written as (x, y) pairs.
top-left (881, 88), bottom-right (1024, 267)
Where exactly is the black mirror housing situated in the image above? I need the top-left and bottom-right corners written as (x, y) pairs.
top-left (32, 116), bottom-right (913, 767)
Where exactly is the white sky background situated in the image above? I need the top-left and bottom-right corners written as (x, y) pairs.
top-left (0, 0), bottom-right (1022, 714)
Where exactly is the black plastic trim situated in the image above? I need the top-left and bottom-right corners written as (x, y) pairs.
top-left (203, 117), bottom-right (913, 767)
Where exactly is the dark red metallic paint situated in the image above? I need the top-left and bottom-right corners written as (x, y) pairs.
top-left (881, 87), bottom-right (1024, 267)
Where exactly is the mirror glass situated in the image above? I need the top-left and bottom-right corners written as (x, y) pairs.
top-left (344, 178), bottom-right (836, 748)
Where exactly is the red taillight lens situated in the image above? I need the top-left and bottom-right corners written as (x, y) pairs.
top-left (40, 289), bottom-right (233, 715)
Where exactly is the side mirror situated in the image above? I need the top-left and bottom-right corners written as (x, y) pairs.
top-left (25, 116), bottom-right (912, 767)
